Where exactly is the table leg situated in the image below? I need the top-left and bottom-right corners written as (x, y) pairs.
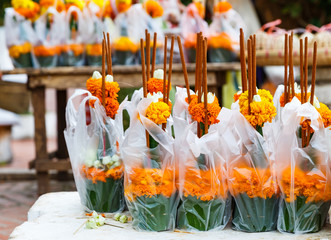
top-left (31, 86), bottom-right (49, 195)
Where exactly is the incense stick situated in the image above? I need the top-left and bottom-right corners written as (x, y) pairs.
top-left (300, 39), bottom-right (304, 103)
top-left (195, 33), bottom-right (201, 92)
top-left (252, 34), bottom-right (256, 95)
top-left (284, 33), bottom-right (288, 104)
top-left (146, 32), bottom-right (151, 83)
top-left (304, 37), bottom-right (308, 103)
top-left (177, 36), bottom-right (191, 103)
top-left (140, 38), bottom-right (149, 148)
top-left (197, 34), bottom-right (202, 103)
top-left (163, 35), bottom-right (167, 102)
top-left (202, 38), bottom-right (208, 134)
top-left (239, 28), bottom-right (247, 92)
top-left (289, 32), bottom-right (294, 98)
top-left (102, 39), bottom-right (106, 108)
top-left (107, 32), bottom-right (113, 75)
top-left (167, 36), bottom-right (175, 104)
top-left (310, 41), bottom-right (317, 105)
top-left (247, 38), bottom-right (252, 114)
top-left (151, 32), bottom-right (157, 77)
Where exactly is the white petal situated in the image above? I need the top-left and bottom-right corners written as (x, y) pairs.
top-left (153, 69), bottom-right (164, 80)
top-left (92, 71), bottom-right (102, 79)
top-left (102, 156), bottom-right (111, 165)
top-left (105, 75), bottom-right (113, 82)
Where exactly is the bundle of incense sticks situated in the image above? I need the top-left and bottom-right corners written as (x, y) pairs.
top-left (239, 28), bottom-right (257, 115)
top-left (282, 33), bottom-right (318, 147)
top-left (141, 30), bottom-right (175, 147)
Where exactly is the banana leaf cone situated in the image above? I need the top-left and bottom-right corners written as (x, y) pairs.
top-left (207, 48), bottom-right (235, 63)
top-left (177, 196), bottom-right (231, 231)
top-left (36, 55), bottom-right (58, 68)
top-left (232, 194), bottom-right (279, 232)
top-left (114, 50), bottom-right (136, 65)
top-left (278, 197), bottom-right (331, 233)
top-left (12, 52), bottom-right (33, 68)
top-left (60, 52), bottom-right (85, 66)
top-left (86, 55), bottom-right (102, 66)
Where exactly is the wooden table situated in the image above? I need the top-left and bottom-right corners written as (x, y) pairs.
top-left (2, 63), bottom-right (241, 195)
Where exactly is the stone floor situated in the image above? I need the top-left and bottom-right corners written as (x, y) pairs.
top-left (0, 180), bottom-right (76, 240)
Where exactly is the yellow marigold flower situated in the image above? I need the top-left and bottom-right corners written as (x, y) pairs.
top-left (8, 42), bottom-right (32, 58)
top-left (143, 0), bottom-right (163, 18)
top-left (86, 43), bottom-right (102, 56)
top-left (146, 101), bottom-right (171, 125)
top-left (239, 89), bottom-right (276, 128)
top-left (65, 0), bottom-right (85, 10)
top-left (208, 32), bottom-right (233, 50)
top-left (113, 37), bottom-right (138, 53)
top-left (12, 0), bottom-right (40, 19)
top-left (213, 1), bottom-right (232, 13)
top-left (115, 0), bottom-right (132, 13)
top-left (279, 92), bottom-right (311, 107)
top-left (233, 92), bottom-right (241, 102)
top-left (188, 94), bottom-right (221, 125)
top-left (316, 103), bottom-right (331, 129)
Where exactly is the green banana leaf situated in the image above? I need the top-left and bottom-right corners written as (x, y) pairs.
top-left (127, 193), bottom-right (178, 231)
top-left (278, 196), bottom-right (331, 233)
top-left (232, 193), bottom-right (278, 232)
top-left (84, 177), bottom-right (125, 213)
top-left (177, 195), bottom-right (231, 231)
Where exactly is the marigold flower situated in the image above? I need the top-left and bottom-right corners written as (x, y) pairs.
top-left (316, 103), bottom-right (331, 129)
top-left (147, 78), bottom-right (170, 94)
top-left (229, 167), bottom-right (279, 199)
top-left (113, 37), bottom-right (138, 52)
top-left (208, 32), bottom-right (233, 50)
top-left (213, 1), bottom-right (232, 13)
top-left (184, 33), bottom-right (197, 49)
top-left (188, 94), bottom-right (221, 125)
top-left (239, 89), bottom-right (276, 128)
top-left (65, 0), bottom-right (85, 10)
top-left (124, 168), bottom-right (175, 201)
top-left (81, 165), bottom-right (123, 183)
top-left (187, 2), bottom-right (205, 18)
top-left (86, 43), bottom-right (102, 56)
top-left (143, 0), bottom-right (163, 18)
top-left (12, 0), bottom-right (40, 19)
top-left (115, 0), bottom-right (132, 13)
top-left (8, 42), bottom-right (32, 58)
top-left (33, 45), bottom-right (58, 57)
top-left (146, 101), bottom-right (171, 125)
top-left (280, 167), bottom-right (331, 203)
top-left (279, 92), bottom-right (311, 107)
top-left (233, 92), bottom-right (241, 102)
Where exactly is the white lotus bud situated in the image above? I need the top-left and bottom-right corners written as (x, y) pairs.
top-left (147, 92), bottom-right (163, 103)
top-left (201, 92), bottom-right (215, 104)
top-left (105, 75), bottom-right (113, 82)
top-left (102, 156), bottom-right (112, 165)
top-left (92, 71), bottom-right (102, 79)
top-left (95, 215), bottom-right (105, 226)
top-left (111, 154), bottom-right (120, 163)
top-left (119, 215), bottom-right (128, 223)
top-left (93, 160), bottom-right (102, 168)
top-left (253, 94), bottom-right (261, 102)
top-left (114, 213), bottom-right (121, 221)
top-left (153, 69), bottom-right (164, 80)
top-left (86, 218), bottom-right (98, 229)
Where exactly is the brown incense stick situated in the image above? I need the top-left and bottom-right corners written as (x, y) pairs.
top-left (304, 37), bottom-right (308, 103)
top-left (194, 33), bottom-right (200, 91)
top-left (163, 36), bottom-right (167, 102)
top-left (197, 34), bottom-right (203, 103)
top-left (107, 32), bottom-right (113, 75)
top-left (284, 33), bottom-right (288, 104)
top-left (310, 41), bottom-right (317, 105)
top-left (102, 39), bottom-right (106, 108)
top-left (146, 32), bottom-right (151, 83)
top-left (252, 34), bottom-right (256, 95)
top-left (239, 28), bottom-right (247, 92)
top-left (167, 36), bottom-right (175, 104)
top-left (151, 32), bottom-right (157, 77)
top-left (289, 32), bottom-right (294, 98)
top-left (177, 36), bottom-right (191, 103)
top-left (202, 38), bottom-right (208, 134)
top-left (247, 38), bottom-right (252, 114)
top-left (300, 39), bottom-right (304, 103)
top-left (140, 39), bottom-right (147, 98)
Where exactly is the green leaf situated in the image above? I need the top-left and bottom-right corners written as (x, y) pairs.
top-left (177, 196), bottom-right (231, 231)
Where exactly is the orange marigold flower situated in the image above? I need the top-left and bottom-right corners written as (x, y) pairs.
top-left (279, 92), bottom-right (311, 107)
top-left (115, 0), bottom-right (132, 13)
top-left (8, 42), bottom-right (32, 58)
top-left (61, 44), bottom-right (85, 56)
top-left (81, 164), bottom-right (123, 184)
top-left (33, 45), bottom-right (58, 57)
top-left (147, 78), bottom-right (170, 94)
top-left (280, 167), bottom-right (331, 203)
top-left (188, 94), bottom-right (221, 125)
top-left (229, 167), bottom-right (279, 199)
top-left (213, 1), bottom-right (232, 13)
top-left (208, 32), bottom-right (233, 50)
top-left (316, 103), bottom-right (331, 129)
top-left (12, 0), bottom-right (40, 19)
top-left (146, 101), bottom-right (171, 125)
top-left (187, 2), bottom-right (205, 18)
top-left (143, 0), bottom-right (163, 18)
top-left (113, 37), bottom-right (138, 52)
top-left (183, 167), bottom-right (228, 201)
top-left (239, 89), bottom-right (276, 128)
top-left (124, 168), bottom-right (176, 201)
top-left (86, 43), bottom-right (102, 56)
top-left (233, 92), bottom-right (241, 102)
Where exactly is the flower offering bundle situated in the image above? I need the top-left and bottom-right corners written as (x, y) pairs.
top-left (227, 30), bottom-right (279, 232)
top-left (122, 33), bottom-right (178, 231)
top-left (276, 37), bottom-right (331, 233)
top-left (65, 36), bottom-right (125, 213)
top-left (174, 34), bottom-right (230, 231)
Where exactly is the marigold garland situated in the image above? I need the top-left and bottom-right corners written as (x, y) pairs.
top-left (280, 167), bottom-right (331, 203)
top-left (81, 165), bottom-right (123, 184)
top-left (143, 0), bottom-right (163, 18)
top-left (146, 101), bottom-right (171, 125)
top-left (113, 37), bottom-right (138, 52)
top-left (188, 94), bottom-right (221, 125)
top-left (124, 168), bottom-right (175, 201)
top-left (233, 92), bottom-right (241, 102)
top-left (183, 167), bottom-right (228, 201)
top-left (239, 89), bottom-right (276, 128)
top-left (213, 1), bottom-right (232, 13)
top-left (208, 32), bottom-right (233, 50)
top-left (8, 42), bottom-right (32, 58)
top-left (229, 167), bottom-right (279, 199)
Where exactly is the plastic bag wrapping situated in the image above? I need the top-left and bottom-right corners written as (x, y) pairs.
top-left (122, 97), bottom-right (178, 231)
top-left (159, 0), bottom-right (180, 28)
top-left (275, 98), bottom-right (331, 233)
top-left (64, 89), bottom-right (125, 213)
top-left (112, 4), bottom-right (149, 65)
top-left (175, 114), bottom-right (231, 231)
top-left (180, 2), bottom-right (208, 63)
top-left (222, 108), bottom-right (279, 232)
top-left (83, 4), bottom-right (105, 66)
top-left (5, 8), bottom-right (37, 68)
top-left (207, 8), bottom-right (246, 62)
top-left (33, 7), bottom-right (63, 68)
top-left (59, 5), bottom-right (85, 66)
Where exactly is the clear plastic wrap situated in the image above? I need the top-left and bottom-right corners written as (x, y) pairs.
top-left (33, 7), bottom-right (63, 68)
top-left (5, 8), bottom-right (37, 68)
top-left (180, 2), bottom-right (208, 63)
top-left (224, 108), bottom-right (279, 232)
top-left (275, 98), bottom-right (331, 233)
top-left (64, 89), bottom-right (125, 213)
top-left (121, 97), bottom-right (178, 231)
top-left (59, 5), bottom-right (85, 66)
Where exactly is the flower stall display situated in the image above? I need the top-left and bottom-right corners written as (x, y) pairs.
top-left (180, 1), bottom-right (208, 63)
top-left (174, 35), bottom-right (230, 231)
top-left (207, 1), bottom-right (245, 62)
top-left (122, 35), bottom-right (178, 231)
top-left (5, 7), bottom-right (37, 68)
top-left (33, 7), bottom-right (63, 68)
